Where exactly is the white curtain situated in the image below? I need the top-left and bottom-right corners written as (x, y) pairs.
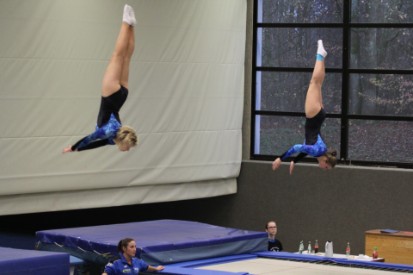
top-left (0, 0), bottom-right (246, 215)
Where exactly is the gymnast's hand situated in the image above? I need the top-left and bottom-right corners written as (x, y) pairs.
top-left (62, 146), bottom-right (73, 153)
top-left (272, 158), bottom-right (281, 171)
top-left (289, 161), bottom-right (295, 175)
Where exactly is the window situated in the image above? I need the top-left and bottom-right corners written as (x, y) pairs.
top-left (252, 0), bottom-right (413, 167)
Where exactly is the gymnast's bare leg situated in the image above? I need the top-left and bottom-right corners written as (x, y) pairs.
top-left (272, 40), bottom-right (327, 172)
top-left (102, 5), bottom-right (136, 97)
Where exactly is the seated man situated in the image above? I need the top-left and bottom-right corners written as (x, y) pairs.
top-left (266, 220), bottom-right (283, 252)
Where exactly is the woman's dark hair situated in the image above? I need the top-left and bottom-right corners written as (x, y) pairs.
top-left (265, 220), bottom-right (276, 229)
top-left (117, 238), bottom-right (135, 253)
top-left (325, 149), bottom-right (337, 168)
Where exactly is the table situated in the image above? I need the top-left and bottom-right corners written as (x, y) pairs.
top-left (365, 229), bottom-right (413, 265)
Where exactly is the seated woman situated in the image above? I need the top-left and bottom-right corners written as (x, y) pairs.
top-left (266, 220), bottom-right (283, 252)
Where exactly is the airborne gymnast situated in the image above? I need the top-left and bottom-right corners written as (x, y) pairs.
top-left (63, 4), bottom-right (138, 153)
top-left (272, 40), bottom-right (337, 174)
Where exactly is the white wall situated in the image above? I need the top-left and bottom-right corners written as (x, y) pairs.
top-left (0, 0), bottom-right (247, 215)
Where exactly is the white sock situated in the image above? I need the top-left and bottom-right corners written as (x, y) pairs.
top-left (123, 4), bottom-right (136, 26)
top-left (317, 40), bottom-right (327, 58)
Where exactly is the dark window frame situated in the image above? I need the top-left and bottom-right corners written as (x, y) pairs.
top-left (251, 0), bottom-right (413, 169)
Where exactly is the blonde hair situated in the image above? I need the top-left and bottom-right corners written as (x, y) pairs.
top-left (115, 125), bottom-right (138, 148)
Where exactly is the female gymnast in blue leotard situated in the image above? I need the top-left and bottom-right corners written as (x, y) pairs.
top-left (272, 40), bottom-right (337, 175)
top-left (63, 4), bottom-right (138, 153)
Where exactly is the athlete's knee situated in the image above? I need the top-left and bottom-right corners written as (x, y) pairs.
top-left (311, 69), bottom-right (325, 83)
top-left (309, 79), bottom-right (322, 89)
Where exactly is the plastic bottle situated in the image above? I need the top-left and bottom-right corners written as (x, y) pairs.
top-left (314, 240), bottom-right (319, 253)
top-left (308, 241), bottom-right (312, 254)
top-left (325, 241), bottom-right (333, 257)
top-left (345, 242), bottom-right (351, 257)
top-left (372, 246), bottom-right (378, 259)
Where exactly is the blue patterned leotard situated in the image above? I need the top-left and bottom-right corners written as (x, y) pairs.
top-left (71, 86), bottom-right (128, 151)
top-left (71, 114), bottom-right (121, 151)
top-left (280, 108), bottom-right (327, 163)
top-left (280, 134), bottom-right (327, 162)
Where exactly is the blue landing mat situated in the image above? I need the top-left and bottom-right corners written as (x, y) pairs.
top-left (36, 219), bottom-right (267, 265)
top-left (0, 247), bottom-right (70, 275)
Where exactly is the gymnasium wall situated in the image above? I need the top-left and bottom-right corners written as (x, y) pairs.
top-left (229, 161), bottom-right (413, 255)
top-left (1, 161), bottom-right (412, 257)
top-left (0, 0), bottom-right (246, 215)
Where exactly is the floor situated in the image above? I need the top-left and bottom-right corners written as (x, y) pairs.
top-left (198, 258), bottom-right (407, 275)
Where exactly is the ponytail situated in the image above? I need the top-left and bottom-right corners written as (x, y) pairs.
top-left (117, 238), bottom-right (134, 253)
top-left (325, 149), bottom-right (337, 168)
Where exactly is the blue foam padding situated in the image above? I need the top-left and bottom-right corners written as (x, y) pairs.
top-left (36, 219), bottom-right (267, 265)
top-left (162, 254), bottom-right (256, 275)
top-left (162, 266), bottom-right (249, 275)
top-left (255, 251), bottom-right (328, 263)
top-left (255, 251), bottom-right (413, 272)
top-left (0, 247), bottom-right (70, 275)
top-left (167, 254), bottom-right (257, 267)
top-left (332, 258), bottom-right (413, 272)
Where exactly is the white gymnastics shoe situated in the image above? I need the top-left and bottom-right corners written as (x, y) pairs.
top-left (123, 4), bottom-right (136, 27)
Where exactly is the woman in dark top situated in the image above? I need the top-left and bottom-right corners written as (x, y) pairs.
top-left (266, 221), bottom-right (283, 252)
top-left (63, 4), bottom-right (138, 153)
top-left (272, 40), bottom-right (337, 175)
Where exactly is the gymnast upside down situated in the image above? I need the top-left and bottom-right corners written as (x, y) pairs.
top-left (63, 4), bottom-right (138, 153)
top-left (272, 40), bottom-right (337, 175)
